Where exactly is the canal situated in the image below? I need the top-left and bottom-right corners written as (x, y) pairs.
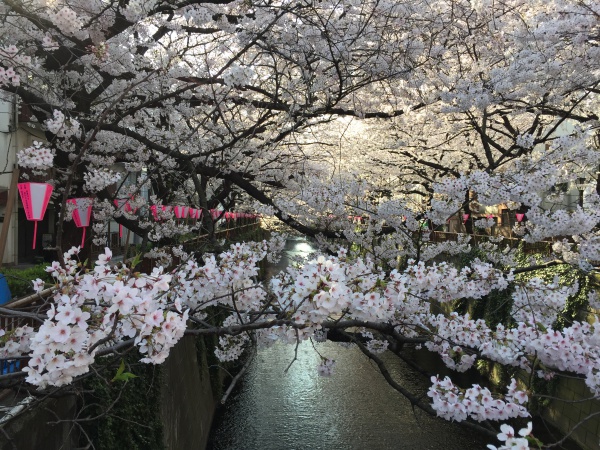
top-left (207, 238), bottom-right (490, 450)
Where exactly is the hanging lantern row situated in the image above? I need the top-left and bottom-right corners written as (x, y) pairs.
top-left (16, 188), bottom-right (260, 250)
top-left (223, 211), bottom-right (259, 221)
top-left (347, 215), bottom-right (366, 224)
top-left (148, 206), bottom-right (258, 222)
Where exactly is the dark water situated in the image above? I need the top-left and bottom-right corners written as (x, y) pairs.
top-left (207, 238), bottom-right (490, 450)
top-left (207, 341), bottom-right (490, 450)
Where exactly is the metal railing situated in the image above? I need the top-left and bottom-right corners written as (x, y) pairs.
top-left (429, 231), bottom-right (553, 254)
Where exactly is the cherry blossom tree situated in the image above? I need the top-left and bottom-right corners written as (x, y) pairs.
top-left (1, 0), bottom-right (600, 448)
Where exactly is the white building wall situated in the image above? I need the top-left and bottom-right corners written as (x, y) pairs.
top-left (0, 93), bottom-right (18, 265)
top-left (0, 94), bottom-right (48, 264)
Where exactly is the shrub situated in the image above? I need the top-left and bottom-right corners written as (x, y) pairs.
top-left (1, 264), bottom-right (53, 299)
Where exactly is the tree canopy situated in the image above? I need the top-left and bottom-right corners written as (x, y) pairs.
top-left (1, 0), bottom-right (600, 448)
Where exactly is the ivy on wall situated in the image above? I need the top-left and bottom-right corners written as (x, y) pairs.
top-left (79, 352), bottom-right (164, 450)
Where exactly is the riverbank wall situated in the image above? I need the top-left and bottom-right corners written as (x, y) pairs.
top-left (160, 335), bottom-right (219, 450)
top-left (0, 335), bottom-right (221, 450)
top-left (417, 297), bottom-right (600, 450)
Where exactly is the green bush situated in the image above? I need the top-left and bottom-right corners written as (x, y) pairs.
top-left (1, 264), bottom-right (53, 299)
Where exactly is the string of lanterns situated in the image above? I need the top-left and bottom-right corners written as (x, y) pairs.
top-left (16, 182), bottom-right (260, 250)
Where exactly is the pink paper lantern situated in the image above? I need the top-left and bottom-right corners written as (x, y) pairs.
top-left (68, 197), bottom-right (93, 248)
top-left (150, 205), bottom-right (159, 221)
top-left (150, 205), bottom-right (173, 221)
top-left (516, 213), bottom-right (525, 222)
top-left (174, 205), bottom-right (189, 219)
top-left (18, 182), bottom-right (53, 249)
top-left (462, 213), bottom-right (470, 223)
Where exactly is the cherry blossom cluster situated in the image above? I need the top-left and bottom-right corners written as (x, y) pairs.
top-left (474, 217), bottom-right (496, 229)
top-left (428, 375), bottom-right (529, 422)
top-left (521, 207), bottom-right (600, 243)
top-left (588, 290), bottom-right (600, 310)
top-left (0, 66), bottom-right (20, 86)
top-left (511, 277), bottom-right (577, 329)
top-left (0, 45), bottom-right (31, 66)
top-left (47, 6), bottom-right (84, 37)
top-left (515, 133), bottom-right (535, 149)
top-left (223, 65), bottom-right (255, 87)
top-left (488, 423), bottom-right (533, 450)
top-left (419, 234), bottom-right (472, 262)
top-left (0, 325), bottom-right (34, 359)
top-left (171, 240), bottom-right (271, 313)
top-left (83, 169), bottom-right (122, 193)
top-left (365, 339), bottom-right (389, 354)
top-left (17, 141), bottom-right (55, 171)
top-left (122, 0), bottom-right (157, 22)
top-left (21, 247), bottom-right (189, 387)
top-left (317, 358), bottom-right (336, 377)
top-left (41, 34), bottom-right (59, 51)
top-left (214, 317), bottom-right (250, 362)
top-left (427, 312), bottom-right (600, 395)
top-left (425, 340), bottom-right (477, 373)
top-left (45, 110), bottom-right (81, 139)
top-left (0, 45), bottom-right (31, 86)
top-left (266, 233), bottom-right (286, 264)
top-left (578, 232), bottom-right (600, 260)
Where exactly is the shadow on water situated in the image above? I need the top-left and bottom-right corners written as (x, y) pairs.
top-left (207, 238), bottom-right (491, 450)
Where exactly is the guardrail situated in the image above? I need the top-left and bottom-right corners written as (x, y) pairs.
top-left (182, 221), bottom-right (262, 248)
top-left (429, 231), bottom-right (553, 254)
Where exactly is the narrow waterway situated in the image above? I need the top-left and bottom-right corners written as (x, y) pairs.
top-left (207, 238), bottom-right (490, 450)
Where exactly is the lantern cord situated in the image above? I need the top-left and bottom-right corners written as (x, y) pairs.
top-left (81, 227), bottom-right (86, 248)
top-left (32, 221), bottom-right (38, 249)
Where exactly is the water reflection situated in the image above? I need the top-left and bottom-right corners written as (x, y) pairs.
top-left (208, 341), bottom-right (489, 450)
top-left (289, 241), bottom-right (315, 256)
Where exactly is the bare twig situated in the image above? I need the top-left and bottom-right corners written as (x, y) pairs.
top-left (220, 349), bottom-right (255, 404)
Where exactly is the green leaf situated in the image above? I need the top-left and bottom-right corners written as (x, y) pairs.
top-left (117, 372), bottom-right (139, 381)
top-left (130, 253), bottom-right (143, 268)
top-left (526, 436), bottom-right (543, 448)
top-left (112, 359), bottom-right (138, 382)
top-left (111, 359), bottom-right (125, 382)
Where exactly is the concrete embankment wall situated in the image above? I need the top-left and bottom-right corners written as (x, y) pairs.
top-left (160, 335), bottom-right (217, 450)
top-left (0, 336), bottom-right (220, 450)
top-left (0, 396), bottom-right (79, 449)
